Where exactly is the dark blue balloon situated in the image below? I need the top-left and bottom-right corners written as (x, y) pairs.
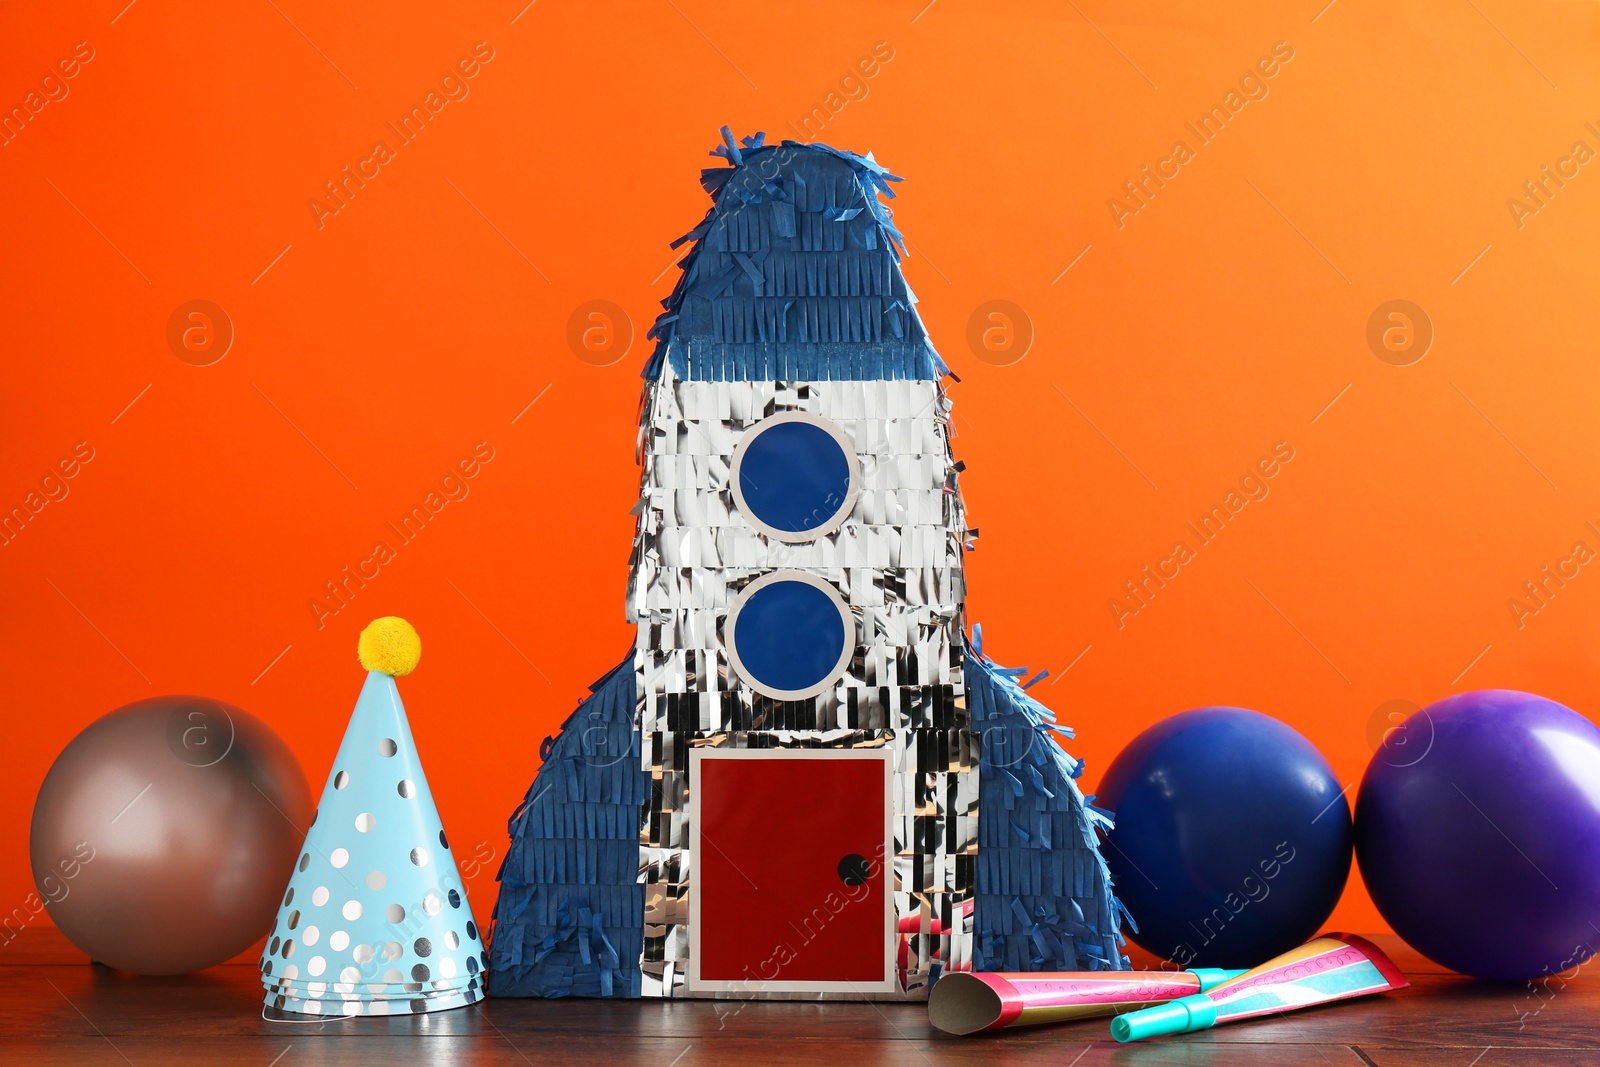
top-left (1355, 689), bottom-right (1600, 980)
top-left (1099, 707), bottom-right (1352, 968)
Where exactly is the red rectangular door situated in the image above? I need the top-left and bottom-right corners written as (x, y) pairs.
top-left (692, 749), bottom-right (893, 992)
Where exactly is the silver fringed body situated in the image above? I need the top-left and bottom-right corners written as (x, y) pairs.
top-left (629, 366), bottom-right (976, 999)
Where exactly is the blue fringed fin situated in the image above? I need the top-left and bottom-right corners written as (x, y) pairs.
top-left (487, 653), bottom-right (648, 998)
top-left (968, 630), bottom-right (1130, 973)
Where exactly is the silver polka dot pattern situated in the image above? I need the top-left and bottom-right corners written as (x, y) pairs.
top-left (261, 679), bottom-right (486, 1017)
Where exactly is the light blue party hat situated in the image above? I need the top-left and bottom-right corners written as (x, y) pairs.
top-left (261, 617), bottom-right (486, 1016)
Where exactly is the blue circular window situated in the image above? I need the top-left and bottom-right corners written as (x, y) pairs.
top-left (726, 572), bottom-right (854, 699)
top-left (731, 413), bottom-right (859, 542)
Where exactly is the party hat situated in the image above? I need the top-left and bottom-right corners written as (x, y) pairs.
top-left (261, 617), bottom-right (487, 1016)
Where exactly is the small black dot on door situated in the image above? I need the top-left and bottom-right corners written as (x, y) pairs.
top-left (838, 853), bottom-right (871, 886)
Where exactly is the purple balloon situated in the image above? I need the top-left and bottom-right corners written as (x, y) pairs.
top-left (1355, 689), bottom-right (1600, 980)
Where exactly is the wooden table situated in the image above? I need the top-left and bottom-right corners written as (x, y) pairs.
top-left (3, 928), bottom-right (1594, 1065)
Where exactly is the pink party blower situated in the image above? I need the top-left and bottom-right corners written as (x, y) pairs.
top-left (929, 968), bottom-right (1243, 1035)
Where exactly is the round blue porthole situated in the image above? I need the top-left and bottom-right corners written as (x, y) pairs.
top-left (731, 412), bottom-right (860, 542)
top-left (725, 572), bottom-right (855, 700)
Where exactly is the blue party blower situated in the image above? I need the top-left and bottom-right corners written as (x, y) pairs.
top-left (1111, 934), bottom-right (1407, 1042)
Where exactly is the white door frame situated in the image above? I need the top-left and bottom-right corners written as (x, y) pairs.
top-left (686, 746), bottom-right (896, 995)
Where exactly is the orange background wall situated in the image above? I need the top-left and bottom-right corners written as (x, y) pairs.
top-left (5, 0), bottom-right (1600, 946)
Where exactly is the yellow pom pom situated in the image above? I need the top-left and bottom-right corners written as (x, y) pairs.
top-left (358, 617), bottom-right (421, 676)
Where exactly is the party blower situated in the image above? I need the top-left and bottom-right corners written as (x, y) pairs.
top-left (1110, 934), bottom-right (1408, 1042)
top-left (929, 968), bottom-right (1244, 1035)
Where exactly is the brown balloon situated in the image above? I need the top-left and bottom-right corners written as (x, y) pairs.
top-left (29, 696), bottom-right (312, 975)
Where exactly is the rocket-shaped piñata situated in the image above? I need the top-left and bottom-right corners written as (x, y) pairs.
top-left (490, 128), bottom-right (1127, 1000)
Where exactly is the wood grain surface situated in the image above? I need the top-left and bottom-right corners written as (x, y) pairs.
top-left (3, 928), bottom-right (1594, 1066)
